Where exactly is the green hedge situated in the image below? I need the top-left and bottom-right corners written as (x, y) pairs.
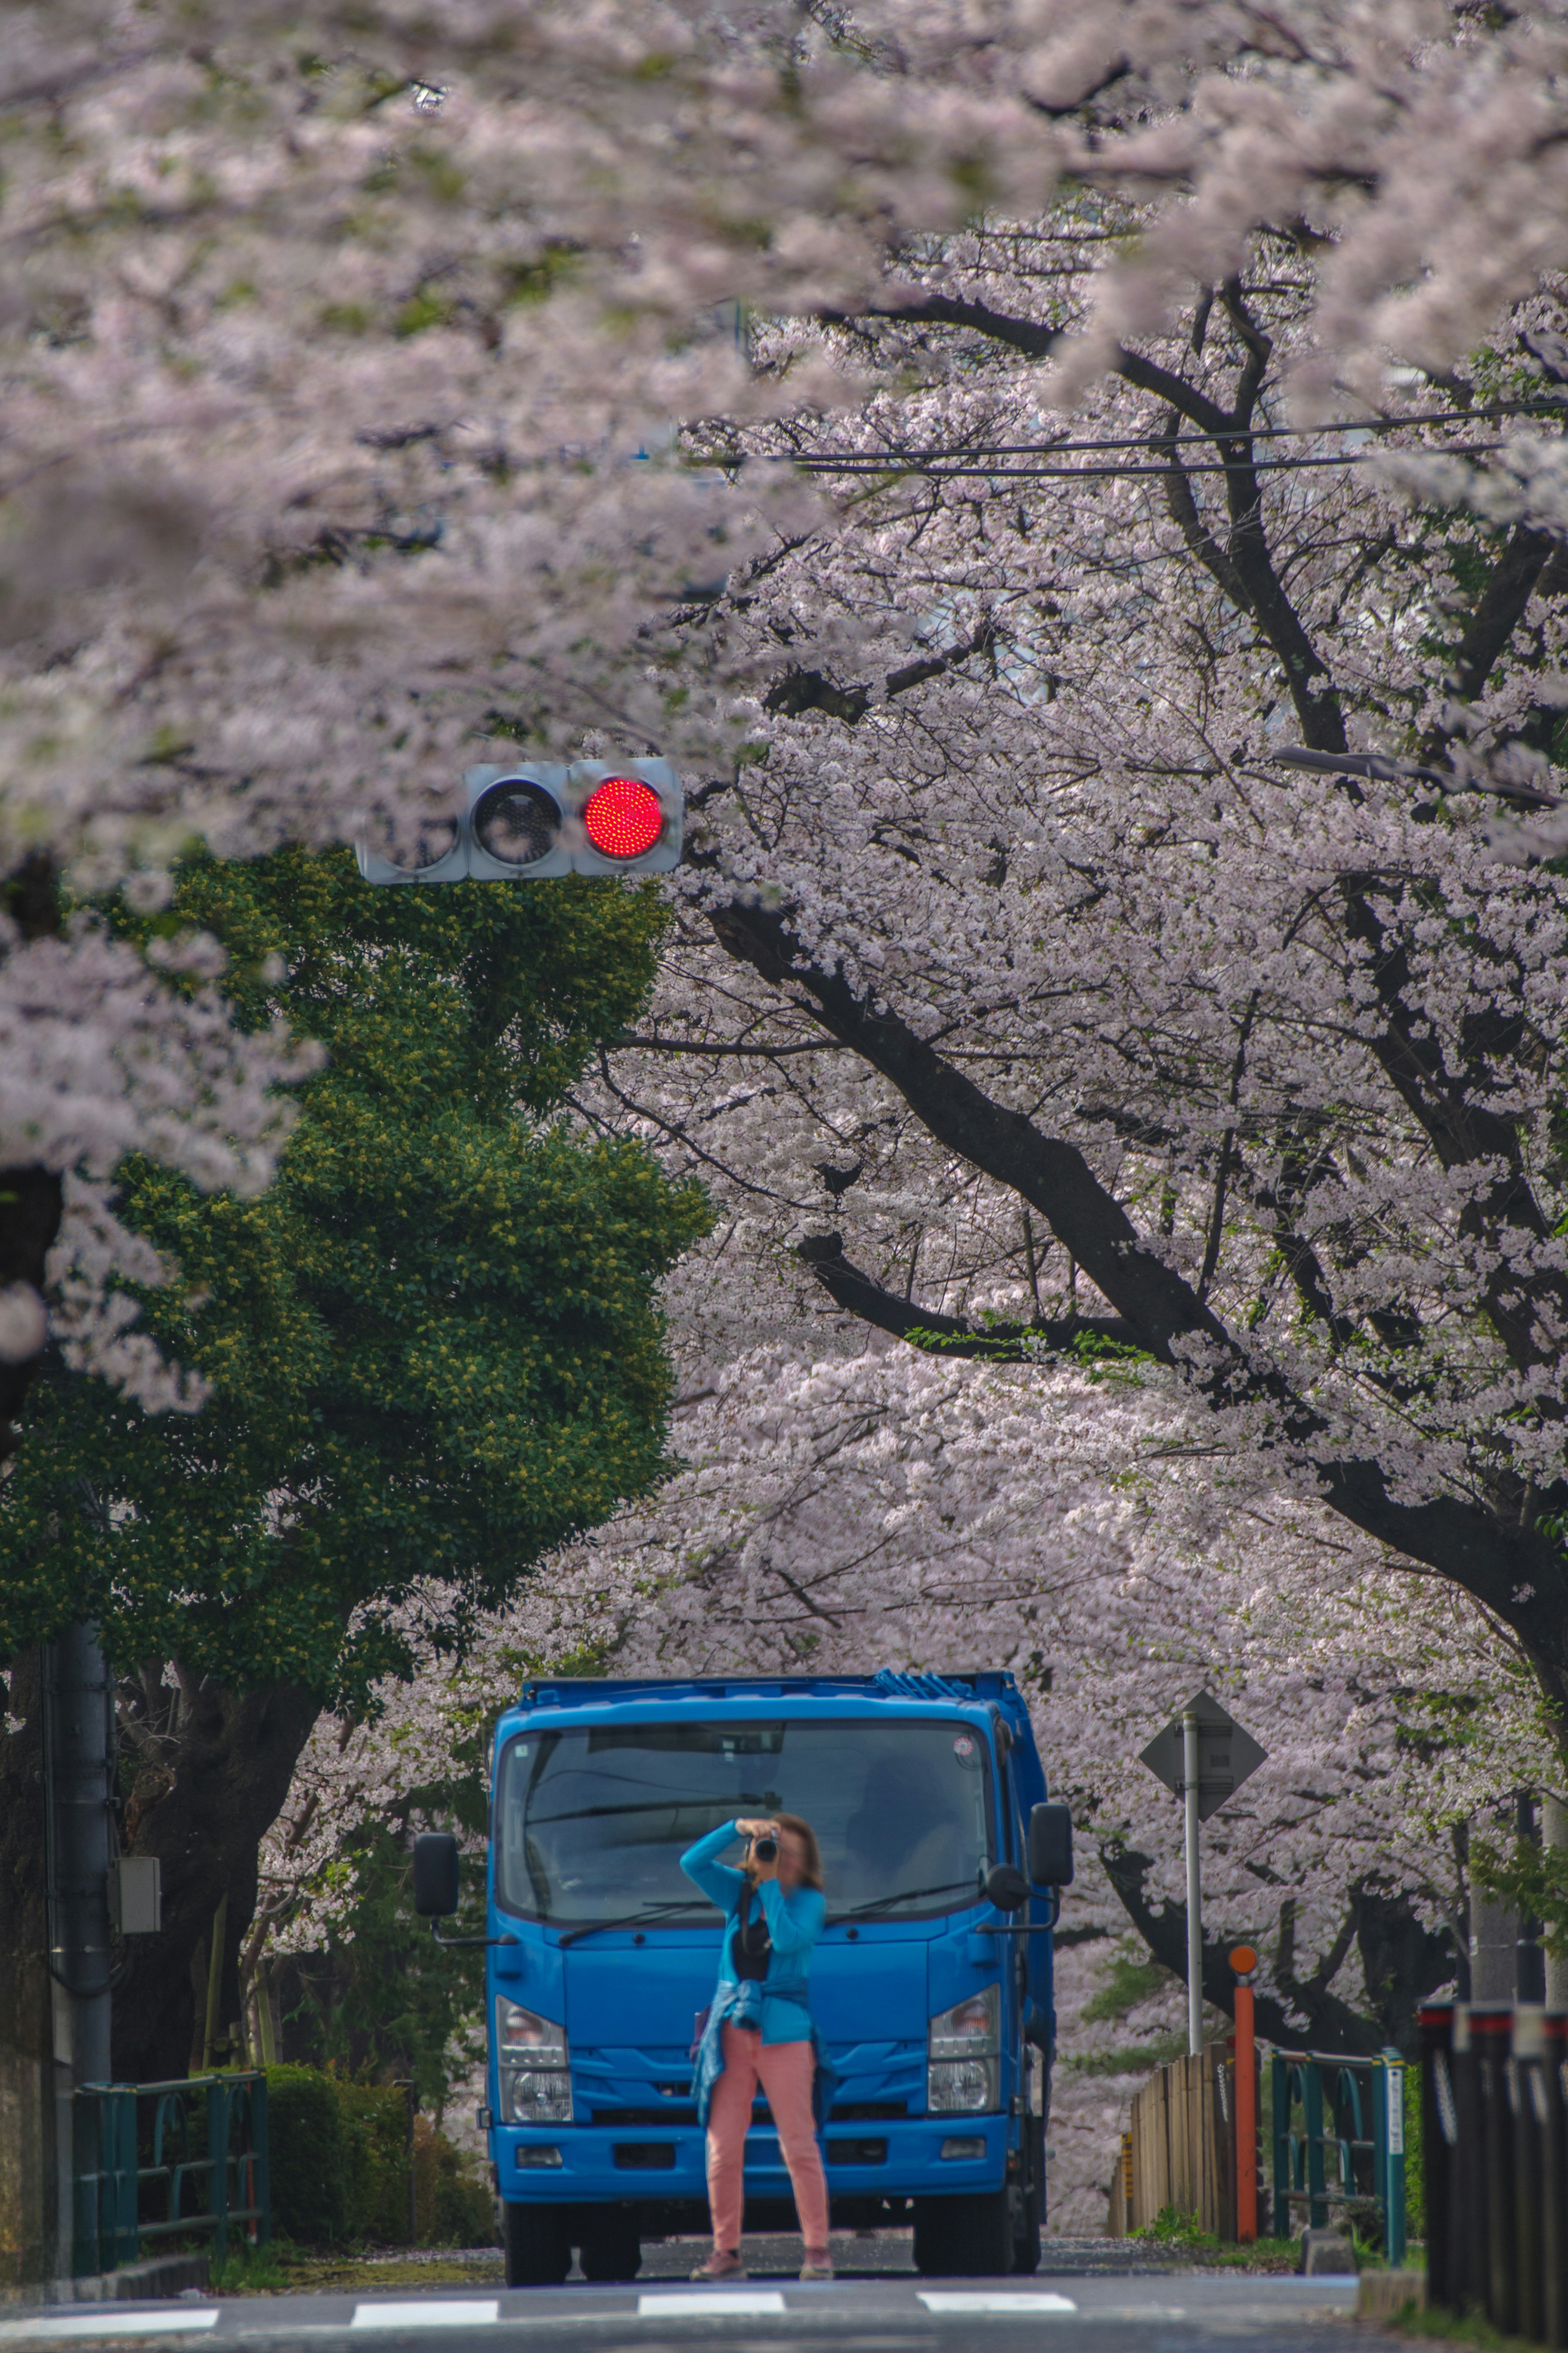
top-left (1402, 2062), bottom-right (1424, 2244)
top-left (265, 2066), bottom-right (493, 2248)
top-left (266, 2065), bottom-right (350, 2246)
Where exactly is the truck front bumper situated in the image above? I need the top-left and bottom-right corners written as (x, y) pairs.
top-left (493, 2114), bottom-right (1009, 2204)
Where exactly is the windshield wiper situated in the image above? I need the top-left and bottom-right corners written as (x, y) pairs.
top-left (558, 1901), bottom-right (711, 1948)
top-left (834, 1878), bottom-right (982, 1921)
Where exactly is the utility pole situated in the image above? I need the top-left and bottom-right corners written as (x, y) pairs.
top-left (45, 1625), bottom-right (115, 2278)
top-left (0, 1650), bottom-right (59, 2286)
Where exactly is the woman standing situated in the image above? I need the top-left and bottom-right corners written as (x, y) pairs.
top-left (680, 1813), bottom-right (831, 2282)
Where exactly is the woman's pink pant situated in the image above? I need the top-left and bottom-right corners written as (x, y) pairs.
top-left (705, 2021), bottom-right (829, 2252)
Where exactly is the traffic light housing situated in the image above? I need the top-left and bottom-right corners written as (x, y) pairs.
top-left (356, 761), bottom-right (682, 883)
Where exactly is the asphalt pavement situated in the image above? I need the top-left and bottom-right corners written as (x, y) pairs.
top-left (0, 2253), bottom-right (1398, 2353)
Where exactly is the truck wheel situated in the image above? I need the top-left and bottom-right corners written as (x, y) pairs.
top-left (501, 2201), bottom-right (571, 2287)
top-left (913, 2189), bottom-right (1013, 2277)
top-left (577, 2210), bottom-right (641, 2283)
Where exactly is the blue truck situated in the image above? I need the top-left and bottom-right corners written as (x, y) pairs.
top-left (413, 1668), bottom-right (1074, 2286)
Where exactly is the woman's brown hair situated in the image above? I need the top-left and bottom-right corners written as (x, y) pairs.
top-left (772, 1813), bottom-right (825, 1892)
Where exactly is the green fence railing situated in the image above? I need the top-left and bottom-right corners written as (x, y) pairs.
top-left (74, 2071), bottom-right (270, 2277)
top-left (1271, 2046), bottom-right (1406, 2264)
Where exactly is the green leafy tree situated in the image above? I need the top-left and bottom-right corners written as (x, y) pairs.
top-left (0, 850), bottom-right (708, 2079)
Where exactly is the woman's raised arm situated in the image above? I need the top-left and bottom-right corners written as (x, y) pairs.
top-left (680, 1818), bottom-right (746, 1912)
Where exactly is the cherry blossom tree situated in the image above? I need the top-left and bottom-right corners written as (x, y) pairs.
top-left (567, 264), bottom-right (1568, 1776)
top-left (6, 0), bottom-right (1568, 2200)
top-left (8, 0), bottom-right (1568, 1424)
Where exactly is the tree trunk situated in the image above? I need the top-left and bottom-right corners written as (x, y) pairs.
top-left (0, 856), bottom-right (66, 1459)
top-left (0, 1651), bottom-right (62, 2284)
top-left (112, 1676), bottom-right (320, 2084)
top-left (1470, 1870), bottom-right (1519, 2003)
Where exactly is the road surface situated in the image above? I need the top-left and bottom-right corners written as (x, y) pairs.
top-left (0, 2260), bottom-right (1400, 2353)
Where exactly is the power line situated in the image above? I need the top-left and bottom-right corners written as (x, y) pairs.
top-left (782, 396), bottom-right (1562, 466)
top-left (788, 443), bottom-right (1506, 484)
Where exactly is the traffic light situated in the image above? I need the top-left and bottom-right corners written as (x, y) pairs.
top-left (356, 761), bottom-right (683, 883)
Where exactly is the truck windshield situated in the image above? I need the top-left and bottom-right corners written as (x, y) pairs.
top-left (496, 1717), bottom-right (996, 1925)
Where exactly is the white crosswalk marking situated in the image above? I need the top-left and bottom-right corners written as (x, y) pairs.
top-left (350, 2304), bottom-right (500, 2330)
top-left (0, 2316), bottom-right (220, 2341)
top-left (917, 2293), bottom-right (1078, 2315)
top-left (635, 2292), bottom-right (786, 2317)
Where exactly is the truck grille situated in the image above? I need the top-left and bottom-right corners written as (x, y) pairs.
top-left (829, 2101), bottom-right (909, 2121)
top-left (612, 2143), bottom-right (677, 2169)
top-left (594, 2106), bottom-right (697, 2126)
top-left (826, 2138), bottom-right (888, 2165)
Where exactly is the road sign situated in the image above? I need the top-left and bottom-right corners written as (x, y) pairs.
top-left (1138, 1689), bottom-right (1266, 1821)
top-left (1140, 1691), bottom-right (1267, 2056)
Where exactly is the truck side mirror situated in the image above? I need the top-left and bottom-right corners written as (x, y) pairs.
top-left (413, 1831), bottom-right (460, 1917)
top-left (1028, 1802), bottom-right (1074, 1888)
top-left (984, 1863), bottom-right (1030, 1912)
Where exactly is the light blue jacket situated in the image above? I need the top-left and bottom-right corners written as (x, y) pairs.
top-left (679, 1819), bottom-right (826, 2046)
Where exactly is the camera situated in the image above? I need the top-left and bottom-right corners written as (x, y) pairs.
top-left (751, 1834), bottom-right (778, 1862)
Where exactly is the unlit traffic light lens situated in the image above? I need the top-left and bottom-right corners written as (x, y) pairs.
top-left (370, 815), bottom-right (460, 873)
top-left (583, 776), bottom-right (664, 860)
top-left (474, 779), bottom-right (563, 868)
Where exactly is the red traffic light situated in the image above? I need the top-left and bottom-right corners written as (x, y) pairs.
top-left (583, 776), bottom-right (664, 860)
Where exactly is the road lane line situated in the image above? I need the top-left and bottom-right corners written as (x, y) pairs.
top-left (350, 2304), bottom-right (500, 2330)
top-left (917, 2293), bottom-right (1078, 2315)
top-left (634, 2292), bottom-right (786, 2317)
top-left (0, 2318), bottom-right (220, 2342)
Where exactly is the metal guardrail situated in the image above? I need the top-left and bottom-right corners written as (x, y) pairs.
top-left (1420, 2002), bottom-right (1568, 2343)
top-left (1270, 2046), bottom-right (1406, 2264)
top-left (74, 2071), bottom-right (270, 2276)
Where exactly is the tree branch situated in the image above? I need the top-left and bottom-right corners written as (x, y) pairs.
top-left (1450, 523), bottom-right (1561, 703)
top-left (795, 1231), bottom-right (1136, 1358)
top-left (763, 620), bottom-right (999, 725)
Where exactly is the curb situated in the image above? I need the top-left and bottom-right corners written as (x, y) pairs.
top-left (66, 2257), bottom-right (211, 2305)
top-left (1357, 2270), bottom-right (1427, 2322)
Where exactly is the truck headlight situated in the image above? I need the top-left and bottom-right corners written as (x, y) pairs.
top-left (927, 1985), bottom-right (1000, 2114)
top-left (497, 1999), bottom-right (572, 2126)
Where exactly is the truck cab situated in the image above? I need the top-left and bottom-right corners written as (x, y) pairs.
top-left (414, 1668), bottom-right (1072, 2284)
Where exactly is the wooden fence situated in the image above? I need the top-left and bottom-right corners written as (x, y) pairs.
top-left (1107, 2045), bottom-right (1238, 2240)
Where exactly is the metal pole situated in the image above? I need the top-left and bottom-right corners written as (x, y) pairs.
top-left (46, 1624), bottom-right (115, 2277)
top-left (1183, 1707), bottom-right (1203, 2056)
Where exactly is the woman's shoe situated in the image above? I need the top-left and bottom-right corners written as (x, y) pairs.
top-left (799, 2250), bottom-right (834, 2281)
top-left (689, 2250), bottom-right (748, 2281)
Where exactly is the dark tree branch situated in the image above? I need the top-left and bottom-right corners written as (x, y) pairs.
top-left (1102, 1844), bottom-right (1384, 2051)
top-left (1158, 421), bottom-right (1254, 613)
top-left (795, 1231), bottom-right (1135, 1357)
top-left (1103, 1845), bottom-right (1455, 2056)
top-left (613, 1033), bottom-right (846, 1057)
top-left (1450, 523), bottom-right (1561, 703)
top-left (763, 621), bottom-right (999, 726)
